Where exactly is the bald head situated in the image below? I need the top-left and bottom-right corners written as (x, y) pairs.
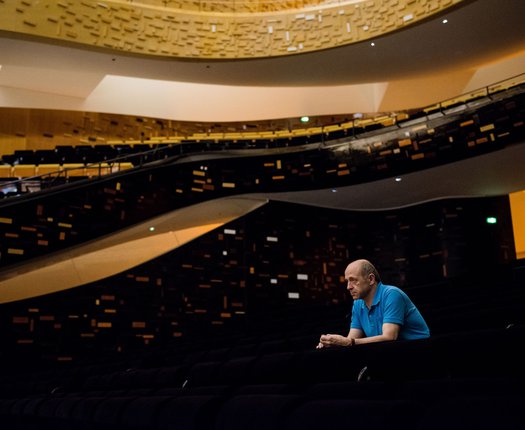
top-left (347, 259), bottom-right (381, 284)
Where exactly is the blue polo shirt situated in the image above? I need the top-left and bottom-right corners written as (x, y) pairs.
top-left (350, 282), bottom-right (430, 340)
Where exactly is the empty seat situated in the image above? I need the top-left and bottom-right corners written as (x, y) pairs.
top-left (91, 396), bottom-right (137, 430)
top-left (37, 164), bottom-right (62, 176)
top-left (119, 395), bottom-right (174, 430)
top-left (284, 398), bottom-right (424, 430)
top-left (153, 365), bottom-right (188, 389)
top-left (398, 376), bottom-right (524, 404)
top-left (294, 347), bottom-right (365, 385)
top-left (0, 165), bottom-right (13, 177)
top-left (434, 327), bottom-right (525, 378)
top-left (212, 356), bottom-right (257, 386)
top-left (237, 352), bottom-right (297, 386)
top-left (184, 361), bottom-right (222, 388)
top-left (12, 164), bottom-right (37, 178)
top-left (415, 395), bottom-right (525, 430)
top-left (156, 394), bottom-right (224, 430)
top-left (67, 396), bottom-right (106, 428)
top-left (114, 368), bottom-right (161, 390)
top-left (51, 396), bottom-right (84, 429)
top-left (214, 394), bottom-right (304, 430)
top-left (356, 337), bottom-right (447, 382)
top-left (305, 380), bottom-right (400, 401)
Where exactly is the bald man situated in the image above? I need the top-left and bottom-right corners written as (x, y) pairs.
top-left (318, 259), bottom-right (430, 348)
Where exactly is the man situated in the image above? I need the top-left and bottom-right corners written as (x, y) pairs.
top-left (317, 259), bottom-right (430, 348)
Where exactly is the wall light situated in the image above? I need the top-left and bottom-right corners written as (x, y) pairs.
top-left (300, 116), bottom-right (310, 123)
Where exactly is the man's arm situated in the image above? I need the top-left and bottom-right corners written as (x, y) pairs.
top-left (353, 323), bottom-right (400, 345)
top-left (317, 323), bottom-right (399, 348)
top-left (317, 328), bottom-right (364, 348)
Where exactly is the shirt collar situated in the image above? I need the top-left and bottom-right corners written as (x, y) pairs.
top-left (371, 281), bottom-right (384, 307)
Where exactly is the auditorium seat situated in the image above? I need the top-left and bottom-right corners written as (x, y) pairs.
top-left (80, 371), bottom-right (119, 392)
top-left (66, 396), bottom-right (106, 429)
top-left (234, 383), bottom-right (295, 395)
top-left (287, 334), bottom-right (318, 352)
top-left (12, 164), bottom-right (37, 178)
top-left (0, 397), bottom-right (19, 427)
top-left (256, 339), bottom-right (291, 355)
top-left (353, 337), bottom-right (447, 382)
top-left (213, 394), bottom-right (304, 430)
top-left (33, 396), bottom-right (68, 430)
top-left (90, 396), bottom-right (137, 430)
top-left (183, 361), bottom-right (222, 388)
top-left (246, 352), bottom-right (301, 385)
top-left (152, 365), bottom-right (189, 389)
top-left (155, 394), bottom-right (224, 430)
top-left (211, 356), bottom-right (257, 387)
top-left (283, 398), bottom-right (425, 430)
top-left (37, 164), bottom-right (62, 176)
top-left (111, 368), bottom-right (161, 390)
top-left (0, 165), bottom-right (12, 177)
top-left (294, 347), bottom-right (365, 385)
top-left (119, 395), bottom-right (174, 430)
top-left (227, 342), bottom-right (258, 358)
top-left (9, 396), bottom-right (42, 429)
top-left (415, 395), bottom-right (525, 430)
top-left (397, 376), bottom-right (524, 404)
top-left (433, 326), bottom-right (525, 379)
top-left (304, 380), bottom-right (400, 401)
top-left (203, 347), bottom-right (231, 362)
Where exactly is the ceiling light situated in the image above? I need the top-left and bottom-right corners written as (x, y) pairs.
top-left (395, 177), bottom-right (402, 182)
top-left (370, 42), bottom-right (375, 47)
top-left (300, 116), bottom-right (309, 123)
top-left (442, 19), bottom-right (448, 24)
top-left (149, 226), bottom-right (155, 231)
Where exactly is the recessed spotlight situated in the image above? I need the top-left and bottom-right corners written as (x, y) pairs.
top-left (300, 116), bottom-right (310, 123)
top-left (395, 177), bottom-right (402, 182)
top-left (149, 226), bottom-right (155, 231)
top-left (370, 42), bottom-right (375, 47)
top-left (442, 19), bottom-right (448, 24)
top-left (331, 189), bottom-right (338, 193)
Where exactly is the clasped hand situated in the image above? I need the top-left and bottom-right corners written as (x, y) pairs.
top-left (316, 334), bottom-right (351, 349)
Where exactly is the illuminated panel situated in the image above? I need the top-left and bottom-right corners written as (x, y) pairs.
top-left (509, 190), bottom-right (525, 260)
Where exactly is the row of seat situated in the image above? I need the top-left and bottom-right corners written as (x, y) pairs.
top-left (1, 324), bottom-right (523, 398)
top-left (1, 145), bottom-right (159, 166)
top-left (1, 378), bottom-right (523, 429)
top-left (0, 312), bottom-right (523, 429)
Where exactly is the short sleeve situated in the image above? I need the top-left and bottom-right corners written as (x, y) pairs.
top-left (382, 289), bottom-right (406, 325)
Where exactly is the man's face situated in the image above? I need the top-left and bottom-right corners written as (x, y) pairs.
top-left (344, 262), bottom-right (374, 300)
